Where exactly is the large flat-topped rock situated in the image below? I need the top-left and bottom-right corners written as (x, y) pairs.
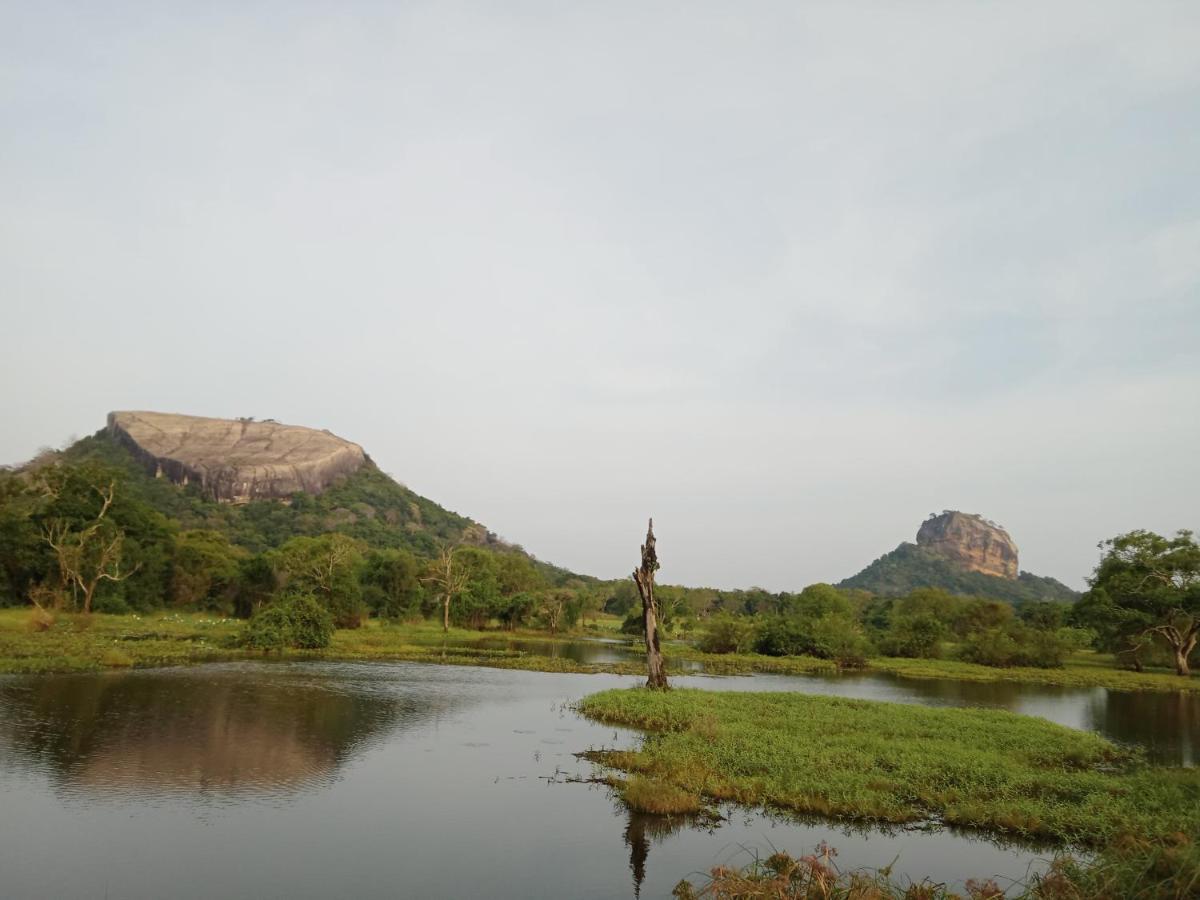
top-left (107, 411), bottom-right (367, 502)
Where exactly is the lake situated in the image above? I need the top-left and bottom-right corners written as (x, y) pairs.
top-left (446, 636), bottom-right (1199, 766)
top-left (0, 661), bottom-right (1065, 900)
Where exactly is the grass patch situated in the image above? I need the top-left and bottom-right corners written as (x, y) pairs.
top-left (673, 835), bottom-right (1200, 899)
top-left (578, 688), bottom-right (1200, 848)
top-left (0, 609), bottom-right (244, 673)
top-left (873, 653), bottom-right (1200, 694)
top-left (618, 775), bottom-right (705, 815)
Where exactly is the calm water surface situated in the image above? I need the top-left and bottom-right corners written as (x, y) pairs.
top-left (0, 662), bottom-right (1057, 900)
top-left (459, 637), bottom-right (1199, 765)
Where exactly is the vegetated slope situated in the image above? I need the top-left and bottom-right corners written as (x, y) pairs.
top-left (838, 542), bottom-right (1078, 604)
top-left (58, 430), bottom-right (578, 582)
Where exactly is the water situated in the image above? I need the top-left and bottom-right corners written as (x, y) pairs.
top-left (446, 637), bottom-right (1199, 766)
top-left (0, 662), bottom-right (1055, 900)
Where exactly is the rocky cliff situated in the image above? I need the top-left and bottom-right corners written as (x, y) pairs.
top-left (916, 511), bottom-right (1018, 579)
top-left (107, 411), bottom-right (367, 503)
top-left (837, 510), bottom-right (1075, 602)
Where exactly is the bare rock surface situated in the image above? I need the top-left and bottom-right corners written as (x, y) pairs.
top-left (107, 411), bottom-right (366, 502)
top-left (916, 511), bottom-right (1019, 579)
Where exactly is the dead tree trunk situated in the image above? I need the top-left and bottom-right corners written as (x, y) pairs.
top-left (633, 518), bottom-right (668, 690)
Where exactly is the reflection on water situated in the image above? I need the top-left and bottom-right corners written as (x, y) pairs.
top-left (1087, 689), bottom-right (1198, 767)
top-left (435, 635), bottom-right (705, 671)
top-left (0, 663), bottom-right (1056, 900)
top-left (0, 664), bottom-right (446, 799)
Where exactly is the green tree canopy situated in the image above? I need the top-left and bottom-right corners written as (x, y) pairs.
top-left (1076, 530), bottom-right (1200, 676)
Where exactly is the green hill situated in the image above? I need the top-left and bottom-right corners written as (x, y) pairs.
top-left (0, 428), bottom-right (579, 609)
top-left (60, 430), bottom-right (483, 557)
top-left (837, 542), bottom-right (1078, 604)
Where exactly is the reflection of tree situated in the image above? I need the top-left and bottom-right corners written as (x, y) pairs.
top-left (1088, 689), bottom-right (1200, 767)
top-left (621, 807), bottom-right (715, 898)
top-left (0, 666), bottom-right (447, 798)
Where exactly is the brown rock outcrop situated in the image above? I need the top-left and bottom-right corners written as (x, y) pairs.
top-left (916, 511), bottom-right (1019, 579)
top-left (107, 411), bottom-right (367, 503)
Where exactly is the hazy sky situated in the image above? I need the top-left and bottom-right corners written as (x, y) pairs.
top-left (3, 2), bottom-right (1198, 590)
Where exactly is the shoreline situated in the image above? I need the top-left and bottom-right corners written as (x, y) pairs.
top-left (2, 609), bottom-right (1197, 696)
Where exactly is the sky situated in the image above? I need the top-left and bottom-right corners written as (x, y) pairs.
top-left (2, 1), bottom-right (1198, 591)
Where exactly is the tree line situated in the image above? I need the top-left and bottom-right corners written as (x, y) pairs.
top-left (0, 459), bottom-right (604, 638)
top-left (2, 453), bottom-right (1195, 675)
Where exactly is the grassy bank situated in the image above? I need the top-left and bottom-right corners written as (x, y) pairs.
top-left (666, 643), bottom-right (1200, 693)
top-left (0, 609), bottom-right (645, 675)
top-left (579, 687), bottom-right (1200, 898)
top-left (578, 688), bottom-right (1200, 847)
top-left (871, 653), bottom-right (1200, 694)
top-left (3, 609), bottom-right (1197, 697)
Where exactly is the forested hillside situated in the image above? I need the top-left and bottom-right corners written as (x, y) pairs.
top-left (838, 542), bottom-right (1078, 604)
top-left (0, 429), bottom-right (582, 617)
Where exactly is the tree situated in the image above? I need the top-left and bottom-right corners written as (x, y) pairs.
top-left (422, 546), bottom-right (467, 632)
top-left (273, 534), bottom-right (366, 628)
top-left (632, 518), bottom-right (668, 690)
top-left (39, 474), bottom-right (138, 613)
top-left (536, 588), bottom-right (578, 634)
top-left (361, 548), bottom-right (422, 619)
top-left (170, 530), bottom-right (245, 611)
top-left (453, 547), bottom-right (502, 629)
top-left (1081, 530), bottom-right (1200, 676)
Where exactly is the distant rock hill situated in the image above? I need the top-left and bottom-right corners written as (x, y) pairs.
top-left (46, 413), bottom-right (577, 584)
top-left (915, 511), bottom-right (1019, 579)
top-left (108, 411), bottom-right (368, 503)
top-left (838, 510), bottom-right (1077, 604)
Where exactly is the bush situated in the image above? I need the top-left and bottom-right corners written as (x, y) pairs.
top-left (243, 593), bottom-right (334, 651)
top-left (808, 614), bottom-right (872, 668)
top-left (1055, 626), bottom-right (1097, 652)
top-left (698, 615), bottom-right (754, 654)
top-left (959, 628), bottom-right (1021, 667)
top-left (879, 613), bottom-right (946, 659)
top-left (754, 616), bottom-right (814, 657)
top-left (754, 613), bottom-right (871, 667)
top-left (92, 592), bottom-right (132, 615)
top-left (959, 623), bottom-right (1069, 669)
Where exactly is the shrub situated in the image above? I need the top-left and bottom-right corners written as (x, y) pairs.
top-left (243, 593), bottom-right (334, 651)
top-left (92, 593), bottom-right (132, 615)
top-left (698, 615), bottom-right (755, 654)
top-left (754, 616), bottom-right (814, 657)
top-left (808, 614), bottom-right (872, 668)
top-left (879, 613), bottom-right (946, 659)
top-left (959, 623), bottom-right (1069, 669)
top-left (754, 614), bottom-right (870, 667)
top-left (1055, 626), bottom-right (1097, 652)
top-left (959, 627), bottom-right (1021, 667)
top-left (1018, 628), bottom-right (1070, 668)
top-left (26, 607), bottom-right (56, 632)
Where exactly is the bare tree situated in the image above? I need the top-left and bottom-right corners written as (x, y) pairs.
top-left (41, 479), bottom-right (138, 614)
top-left (632, 518), bottom-right (668, 690)
top-left (422, 545), bottom-right (467, 632)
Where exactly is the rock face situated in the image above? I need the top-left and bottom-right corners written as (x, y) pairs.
top-left (916, 511), bottom-right (1018, 580)
top-left (107, 411), bottom-right (367, 503)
